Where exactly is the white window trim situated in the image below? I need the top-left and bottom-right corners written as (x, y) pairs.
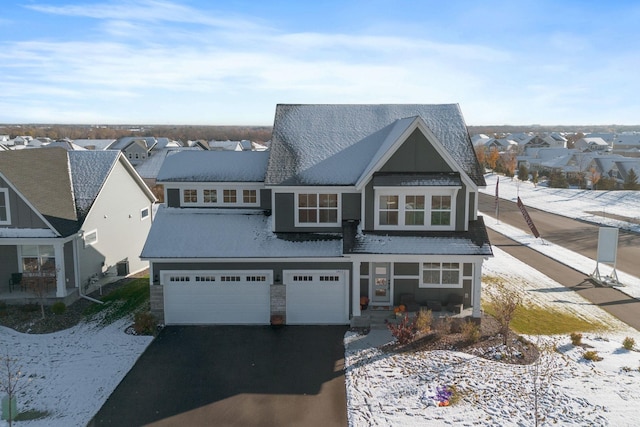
top-left (294, 192), bottom-right (341, 227)
top-left (0, 188), bottom-right (10, 225)
top-left (417, 261), bottom-right (474, 289)
top-left (140, 206), bottom-right (150, 221)
top-left (373, 187), bottom-right (458, 231)
top-left (176, 184), bottom-right (262, 207)
top-left (84, 230), bottom-right (98, 247)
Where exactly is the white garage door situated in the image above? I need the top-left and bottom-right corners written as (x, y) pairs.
top-left (162, 270), bottom-right (271, 325)
top-left (285, 270), bottom-right (349, 324)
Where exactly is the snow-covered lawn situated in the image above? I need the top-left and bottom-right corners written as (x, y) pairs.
top-left (346, 246), bottom-right (640, 426)
top-left (0, 318), bottom-right (152, 426)
top-left (346, 177), bottom-right (640, 426)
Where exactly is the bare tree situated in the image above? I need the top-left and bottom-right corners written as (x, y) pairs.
top-left (0, 349), bottom-right (28, 425)
top-left (489, 281), bottom-right (522, 345)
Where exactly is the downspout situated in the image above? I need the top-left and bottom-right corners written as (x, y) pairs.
top-left (76, 232), bottom-right (104, 305)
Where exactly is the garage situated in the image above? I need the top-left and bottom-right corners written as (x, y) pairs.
top-left (162, 270), bottom-right (271, 325)
top-left (285, 270), bottom-right (349, 324)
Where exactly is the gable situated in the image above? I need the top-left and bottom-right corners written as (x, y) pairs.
top-left (0, 147), bottom-right (79, 236)
top-left (379, 129), bottom-right (453, 174)
top-left (0, 173), bottom-right (52, 232)
top-left (266, 104), bottom-right (485, 187)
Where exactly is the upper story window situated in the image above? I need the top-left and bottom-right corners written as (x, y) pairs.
top-left (183, 189), bottom-right (198, 204)
top-left (84, 230), bottom-right (98, 247)
top-left (374, 188), bottom-right (456, 230)
top-left (296, 193), bottom-right (339, 226)
top-left (431, 195), bottom-right (451, 226)
top-left (223, 189), bottom-right (237, 203)
top-left (141, 207), bottom-right (150, 220)
top-left (243, 189), bottom-right (257, 204)
top-left (176, 185), bottom-right (261, 207)
top-left (0, 188), bottom-right (10, 225)
top-left (203, 189), bottom-right (217, 204)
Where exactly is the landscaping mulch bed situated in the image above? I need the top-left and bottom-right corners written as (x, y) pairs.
top-left (382, 314), bottom-right (540, 365)
top-left (0, 278), bottom-right (135, 334)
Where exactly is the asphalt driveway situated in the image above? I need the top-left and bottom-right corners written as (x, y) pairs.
top-left (89, 325), bottom-right (348, 427)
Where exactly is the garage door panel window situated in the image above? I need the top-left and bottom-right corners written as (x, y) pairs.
top-left (164, 271), bottom-right (271, 285)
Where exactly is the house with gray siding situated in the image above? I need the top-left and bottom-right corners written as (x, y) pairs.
top-left (141, 104), bottom-right (492, 325)
top-left (0, 147), bottom-right (156, 304)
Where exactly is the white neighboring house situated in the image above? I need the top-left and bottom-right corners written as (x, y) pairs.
top-left (0, 147), bottom-right (156, 303)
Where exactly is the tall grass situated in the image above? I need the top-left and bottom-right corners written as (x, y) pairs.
top-left (483, 303), bottom-right (606, 335)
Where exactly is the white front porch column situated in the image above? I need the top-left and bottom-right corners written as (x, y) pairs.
top-left (54, 242), bottom-right (66, 298)
top-left (472, 260), bottom-right (483, 318)
top-left (352, 261), bottom-right (361, 317)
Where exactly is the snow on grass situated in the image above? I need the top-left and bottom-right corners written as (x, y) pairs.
top-left (0, 318), bottom-right (152, 426)
top-left (346, 176), bottom-right (640, 426)
top-left (346, 246), bottom-right (640, 426)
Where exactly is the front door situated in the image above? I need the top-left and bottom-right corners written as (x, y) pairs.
top-left (371, 263), bottom-right (391, 304)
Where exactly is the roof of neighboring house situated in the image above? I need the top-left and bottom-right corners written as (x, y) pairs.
top-left (135, 147), bottom-right (202, 180)
top-left (157, 150), bottom-right (270, 182)
top-left (68, 150), bottom-right (120, 218)
top-left (266, 104), bottom-right (485, 187)
top-left (109, 136), bottom-right (157, 151)
top-left (0, 147), bottom-right (140, 236)
top-left (141, 207), bottom-right (343, 259)
top-left (72, 139), bottom-right (117, 150)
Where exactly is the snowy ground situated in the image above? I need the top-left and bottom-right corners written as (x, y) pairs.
top-left (346, 176), bottom-right (640, 426)
top-left (2, 175), bottom-right (639, 426)
top-left (0, 318), bottom-right (152, 426)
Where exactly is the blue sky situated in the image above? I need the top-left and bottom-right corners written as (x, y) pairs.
top-left (1, 0), bottom-right (639, 125)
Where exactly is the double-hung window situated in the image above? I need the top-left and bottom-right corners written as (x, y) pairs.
top-left (21, 245), bottom-right (56, 273)
top-left (297, 193), bottom-right (339, 225)
top-left (0, 188), bottom-right (9, 224)
top-left (375, 189), bottom-right (456, 230)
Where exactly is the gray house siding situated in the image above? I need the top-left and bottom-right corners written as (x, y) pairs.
top-left (166, 188), bottom-right (180, 208)
top-left (0, 177), bottom-right (49, 230)
top-left (260, 189), bottom-right (272, 211)
top-left (342, 193), bottom-right (361, 221)
top-left (455, 186), bottom-right (466, 230)
top-left (0, 246), bottom-right (18, 293)
top-left (64, 240), bottom-right (76, 288)
top-left (360, 261), bottom-right (472, 308)
top-left (379, 129), bottom-right (453, 174)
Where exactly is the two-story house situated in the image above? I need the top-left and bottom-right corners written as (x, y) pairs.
top-left (0, 147), bottom-right (156, 304)
top-left (141, 104), bottom-right (492, 325)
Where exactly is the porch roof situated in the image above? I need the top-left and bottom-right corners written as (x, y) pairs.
top-left (349, 218), bottom-right (493, 256)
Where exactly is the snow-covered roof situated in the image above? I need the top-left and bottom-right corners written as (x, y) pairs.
top-left (134, 147), bottom-right (201, 180)
top-left (266, 104), bottom-right (485, 187)
top-left (141, 207), bottom-right (343, 259)
top-left (353, 233), bottom-right (492, 255)
top-left (72, 139), bottom-right (117, 150)
top-left (157, 150), bottom-right (270, 182)
top-left (68, 150), bottom-right (120, 218)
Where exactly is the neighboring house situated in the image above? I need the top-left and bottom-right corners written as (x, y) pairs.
top-left (0, 147), bottom-right (156, 304)
top-left (612, 133), bottom-right (640, 158)
top-left (141, 104), bottom-right (492, 326)
top-left (109, 136), bottom-right (158, 165)
top-left (575, 137), bottom-right (610, 152)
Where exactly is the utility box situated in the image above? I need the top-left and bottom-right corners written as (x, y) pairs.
top-left (1, 395), bottom-right (17, 421)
